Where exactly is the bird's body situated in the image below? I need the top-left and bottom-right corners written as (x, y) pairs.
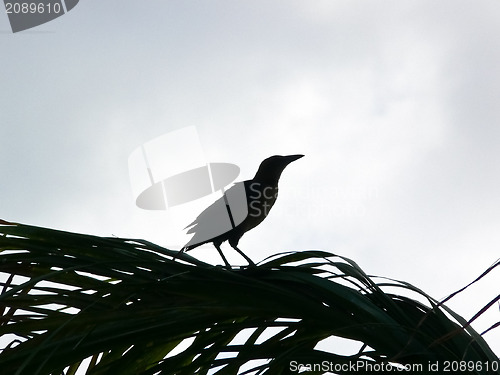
top-left (183, 180), bottom-right (278, 250)
top-left (178, 154), bottom-right (303, 267)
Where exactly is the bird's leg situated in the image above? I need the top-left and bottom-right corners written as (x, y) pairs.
top-left (231, 245), bottom-right (256, 267)
top-left (213, 243), bottom-right (232, 269)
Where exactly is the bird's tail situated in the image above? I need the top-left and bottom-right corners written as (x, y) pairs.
top-left (171, 245), bottom-right (193, 261)
top-left (181, 244), bottom-right (195, 252)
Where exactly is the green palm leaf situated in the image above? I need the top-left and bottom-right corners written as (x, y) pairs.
top-left (0, 221), bottom-right (498, 374)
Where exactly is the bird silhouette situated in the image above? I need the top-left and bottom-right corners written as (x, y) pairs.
top-left (177, 154), bottom-right (304, 267)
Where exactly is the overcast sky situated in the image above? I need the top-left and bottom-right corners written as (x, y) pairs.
top-left (1, 1), bottom-right (499, 355)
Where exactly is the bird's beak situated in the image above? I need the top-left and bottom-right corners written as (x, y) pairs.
top-left (283, 154), bottom-right (304, 164)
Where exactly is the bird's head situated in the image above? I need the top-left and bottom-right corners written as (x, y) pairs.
top-left (253, 154), bottom-right (304, 184)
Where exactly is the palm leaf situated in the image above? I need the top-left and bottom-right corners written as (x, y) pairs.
top-left (0, 221), bottom-right (498, 374)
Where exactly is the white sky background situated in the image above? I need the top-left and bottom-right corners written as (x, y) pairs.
top-left (1, 0), bottom-right (499, 357)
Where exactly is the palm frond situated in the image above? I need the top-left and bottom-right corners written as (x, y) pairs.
top-left (0, 221), bottom-right (498, 374)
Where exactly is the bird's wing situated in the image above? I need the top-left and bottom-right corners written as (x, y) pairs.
top-left (183, 192), bottom-right (226, 233)
top-left (183, 182), bottom-right (249, 247)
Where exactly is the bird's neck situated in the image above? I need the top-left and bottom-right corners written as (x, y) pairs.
top-left (253, 170), bottom-right (284, 186)
top-left (253, 176), bottom-right (281, 186)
